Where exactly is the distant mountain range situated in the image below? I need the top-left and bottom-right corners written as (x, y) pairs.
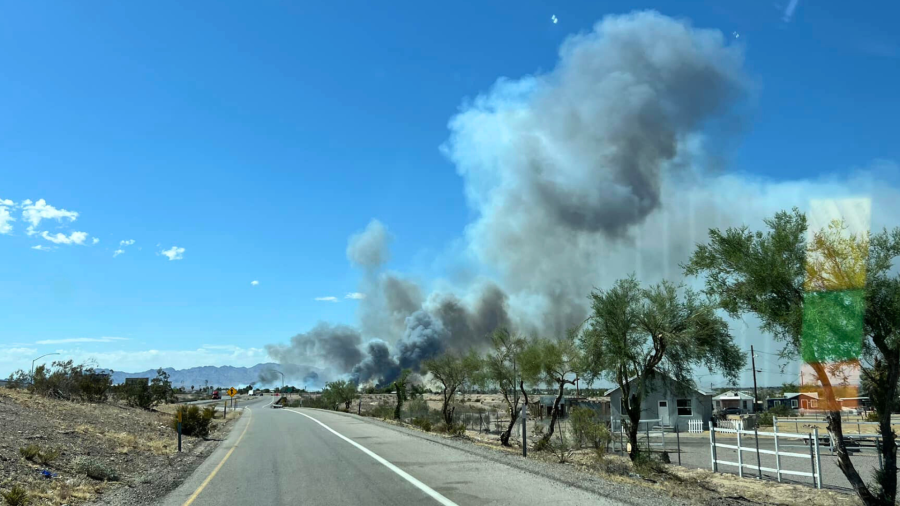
top-left (110, 363), bottom-right (291, 388)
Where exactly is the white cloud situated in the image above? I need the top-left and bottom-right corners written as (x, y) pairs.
top-left (314, 296), bottom-right (339, 302)
top-left (31, 244), bottom-right (52, 251)
top-left (120, 239), bottom-right (135, 246)
top-left (113, 249), bottom-right (125, 257)
top-left (35, 337), bottom-right (128, 345)
top-left (0, 198), bottom-right (14, 234)
top-left (22, 199), bottom-right (78, 234)
top-left (345, 292), bottom-right (366, 300)
top-left (92, 237), bottom-right (99, 245)
top-left (551, 14), bottom-right (558, 24)
top-left (161, 246), bottom-right (185, 261)
top-left (251, 280), bottom-right (259, 286)
top-left (41, 230), bottom-right (89, 245)
top-left (783, 0), bottom-right (800, 22)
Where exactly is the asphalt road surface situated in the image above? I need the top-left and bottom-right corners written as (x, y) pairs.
top-left (158, 397), bottom-right (631, 506)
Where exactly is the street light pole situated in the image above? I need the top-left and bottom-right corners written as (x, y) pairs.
top-left (31, 353), bottom-right (60, 379)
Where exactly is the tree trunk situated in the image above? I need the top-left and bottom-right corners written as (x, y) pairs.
top-left (538, 380), bottom-right (567, 447)
top-left (874, 356), bottom-right (899, 505)
top-left (499, 388), bottom-right (519, 446)
top-left (626, 394), bottom-right (642, 461)
top-left (441, 386), bottom-right (458, 425)
top-left (809, 361), bottom-right (878, 504)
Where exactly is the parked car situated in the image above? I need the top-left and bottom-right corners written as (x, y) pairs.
top-left (722, 407), bottom-right (742, 415)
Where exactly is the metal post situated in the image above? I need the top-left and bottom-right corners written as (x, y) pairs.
top-left (773, 421), bottom-right (782, 482)
top-left (710, 427), bottom-right (718, 472)
top-left (645, 421), bottom-right (650, 453)
top-left (177, 408), bottom-right (182, 452)
top-left (754, 427), bottom-right (762, 479)
top-left (224, 400), bottom-right (227, 418)
top-left (521, 401), bottom-right (527, 458)
top-left (878, 439), bottom-right (883, 472)
top-left (358, 399), bottom-right (361, 415)
top-left (737, 429), bottom-right (743, 478)
top-left (813, 428), bottom-right (822, 489)
top-left (676, 422), bottom-right (681, 466)
top-left (808, 432), bottom-right (817, 488)
top-left (661, 425), bottom-right (665, 452)
top-left (751, 345), bottom-right (760, 414)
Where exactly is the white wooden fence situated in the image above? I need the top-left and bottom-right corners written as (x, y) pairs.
top-left (717, 419), bottom-right (743, 431)
top-left (710, 426), bottom-right (822, 488)
top-left (688, 419), bottom-right (704, 433)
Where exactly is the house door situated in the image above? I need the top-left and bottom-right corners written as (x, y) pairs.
top-left (801, 399), bottom-right (808, 410)
top-left (658, 401), bottom-right (669, 425)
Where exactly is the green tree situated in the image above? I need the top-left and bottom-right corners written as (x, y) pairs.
top-left (480, 328), bottom-right (531, 446)
top-left (390, 369), bottom-right (424, 420)
top-left (780, 382), bottom-right (799, 395)
top-left (519, 332), bottom-right (583, 448)
top-left (422, 351), bottom-right (481, 426)
top-left (580, 276), bottom-right (744, 461)
top-left (322, 380), bottom-right (358, 411)
top-left (684, 209), bottom-right (900, 505)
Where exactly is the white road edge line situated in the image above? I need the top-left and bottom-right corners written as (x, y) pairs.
top-left (285, 409), bottom-right (458, 506)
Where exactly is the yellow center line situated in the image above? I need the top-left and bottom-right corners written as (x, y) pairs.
top-left (182, 407), bottom-right (253, 506)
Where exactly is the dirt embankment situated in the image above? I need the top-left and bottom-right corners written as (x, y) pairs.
top-left (0, 389), bottom-right (240, 506)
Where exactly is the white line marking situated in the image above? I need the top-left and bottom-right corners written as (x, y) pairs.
top-left (285, 409), bottom-right (458, 506)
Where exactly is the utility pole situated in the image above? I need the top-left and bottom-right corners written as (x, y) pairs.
top-left (750, 345), bottom-right (760, 413)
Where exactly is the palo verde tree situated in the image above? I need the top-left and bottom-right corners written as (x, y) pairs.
top-left (481, 328), bottom-right (530, 446)
top-left (322, 379), bottom-right (359, 411)
top-left (390, 369), bottom-right (424, 420)
top-left (580, 275), bottom-right (744, 461)
top-left (422, 351), bottom-right (481, 426)
top-left (684, 209), bottom-right (900, 506)
top-left (520, 332), bottom-right (584, 447)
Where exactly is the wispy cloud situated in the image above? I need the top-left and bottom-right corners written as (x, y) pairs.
top-left (551, 14), bottom-right (558, 24)
top-left (120, 239), bottom-right (135, 246)
top-left (113, 249), bottom-right (125, 257)
top-left (345, 292), bottom-right (366, 300)
top-left (92, 238), bottom-right (99, 245)
top-left (35, 337), bottom-right (129, 345)
top-left (251, 280), bottom-right (259, 286)
top-left (161, 246), bottom-right (185, 261)
top-left (41, 231), bottom-right (89, 245)
top-left (31, 244), bottom-right (52, 251)
top-left (314, 296), bottom-right (339, 302)
top-left (783, 0), bottom-right (800, 22)
top-left (0, 198), bottom-right (14, 234)
top-left (22, 199), bottom-right (78, 235)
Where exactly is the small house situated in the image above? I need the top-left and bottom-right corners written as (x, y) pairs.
top-left (536, 395), bottom-right (610, 420)
top-left (712, 390), bottom-right (758, 413)
top-left (767, 392), bottom-right (819, 411)
top-left (605, 374), bottom-right (713, 431)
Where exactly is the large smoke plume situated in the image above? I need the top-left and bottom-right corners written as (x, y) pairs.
top-left (261, 11), bottom-right (900, 388)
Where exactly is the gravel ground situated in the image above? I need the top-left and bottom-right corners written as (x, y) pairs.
top-left (0, 388), bottom-right (241, 506)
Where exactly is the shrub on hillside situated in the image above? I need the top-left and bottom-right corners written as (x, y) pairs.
top-left (171, 405), bottom-right (214, 437)
top-left (74, 456), bottom-right (119, 481)
top-left (1, 485), bottom-right (31, 506)
top-left (570, 407), bottom-right (612, 452)
top-left (411, 418), bottom-right (433, 432)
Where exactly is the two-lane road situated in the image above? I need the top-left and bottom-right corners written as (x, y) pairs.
top-left (158, 398), bottom-right (632, 506)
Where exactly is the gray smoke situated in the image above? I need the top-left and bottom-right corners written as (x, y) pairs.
top-left (351, 340), bottom-right (400, 386)
top-left (265, 323), bottom-right (364, 379)
top-left (442, 10), bottom-right (749, 335)
top-left (347, 219), bottom-right (391, 268)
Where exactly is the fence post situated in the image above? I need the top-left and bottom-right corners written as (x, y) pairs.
top-left (710, 427), bottom-right (718, 472)
top-left (808, 432), bottom-right (817, 488)
top-left (676, 422), bottom-right (681, 466)
top-left (878, 439), bottom-right (883, 472)
top-left (521, 401), bottom-right (527, 458)
top-left (773, 421), bottom-right (782, 482)
top-left (737, 429), bottom-right (744, 478)
top-left (661, 425), bottom-right (666, 452)
top-left (754, 427), bottom-right (762, 479)
top-left (813, 428), bottom-right (822, 489)
top-left (645, 421), bottom-right (650, 452)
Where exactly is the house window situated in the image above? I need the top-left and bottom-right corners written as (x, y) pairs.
top-left (677, 399), bottom-right (692, 416)
top-left (791, 399), bottom-right (798, 408)
top-left (810, 400), bottom-right (818, 409)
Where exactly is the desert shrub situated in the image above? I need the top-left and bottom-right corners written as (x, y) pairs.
top-left (865, 411), bottom-right (880, 422)
top-left (23, 360), bottom-right (112, 402)
top-left (287, 399), bottom-right (302, 408)
top-left (4, 370), bottom-right (29, 390)
top-left (403, 397), bottom-right (429, 420)
top-left (18, 445), bottom-right (40, 461)
top-left (74, 456), bottom-right (119, 481)
top-left (411, 418), bottom-right (433, 432)
top-left (172, 405), bottom-right (214, 437)
top-left (1, 485), bottom-right (31, 506)
top-left (36, 447), bottom-right (61, 465)
top-left (570, 407), bottom-right (612, 451)
top-left (370, 402), bottom-right (394, 419)
top-left (435, 421), bottom-right (466, 436)
top-left (757, 404), bottom-right (793, 426)
top-left (632, 451), bottom-right (664, 477)
top-left (549, 431), bottom-right (575, 463)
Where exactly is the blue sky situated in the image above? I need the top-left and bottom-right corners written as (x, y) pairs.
top-left (1, 1), bottom-right (898, 386)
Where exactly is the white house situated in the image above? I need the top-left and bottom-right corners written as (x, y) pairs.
top-left (606, 374), bottom-right (713, 430)
top-left (712, 390), bottom-right (757, 413)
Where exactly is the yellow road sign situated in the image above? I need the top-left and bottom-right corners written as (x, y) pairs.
top-left (227, 387), bottom-right (237, 397)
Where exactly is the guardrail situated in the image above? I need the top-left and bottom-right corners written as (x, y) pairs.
top-left (710, 426), bottom-right (822, 488)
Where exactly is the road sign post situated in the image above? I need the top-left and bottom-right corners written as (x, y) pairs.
top-left (177, 409), bottom-right (182, 452)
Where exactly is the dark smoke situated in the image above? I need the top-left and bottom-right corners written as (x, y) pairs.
top-left (351, 340), bottom-right (400, 386)
top-left (264, 323), bottom-right (364, 380)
